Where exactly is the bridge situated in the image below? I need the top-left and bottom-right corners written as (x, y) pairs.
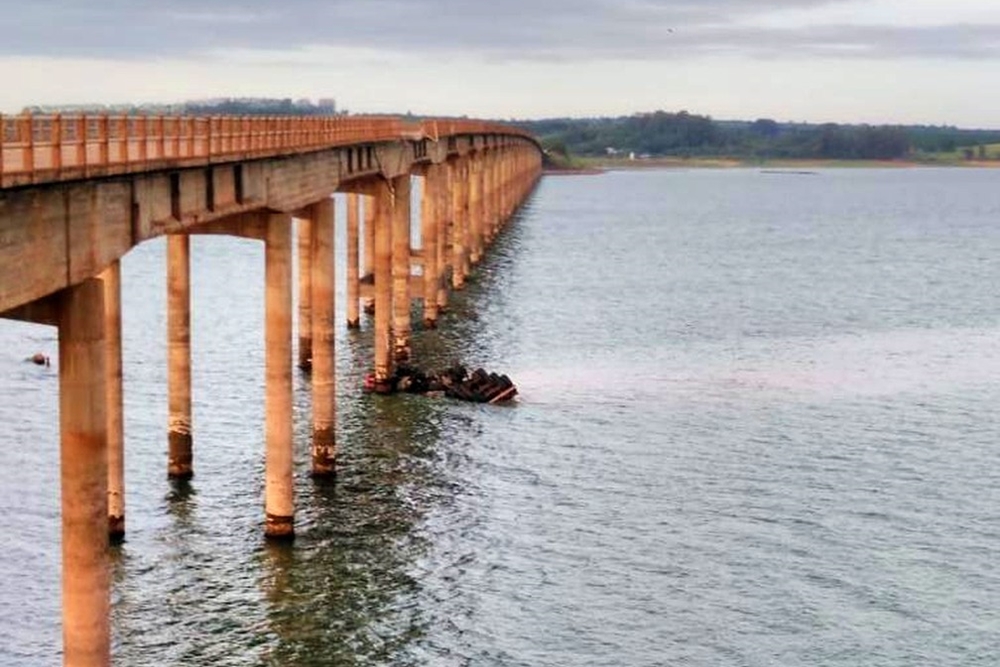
top-left (0, 113), bottom-right (543, 666)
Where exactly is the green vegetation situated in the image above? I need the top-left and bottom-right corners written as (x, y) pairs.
top-left (539, 137), bottom-right (591, 170)
top-left (917, 142), bottom-right (1000, 162)
top-left (24, 97), bottom-right (341, 116)
top-left (514, 111), bottom-right (1000, 164)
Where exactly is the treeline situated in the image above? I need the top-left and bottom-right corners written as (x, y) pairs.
top-left (23, 97), bottom-right (341, 117)
top-left (515, 111), bottom-right (1000, 160)
top-left (184, 97), bottom-right (339, 116)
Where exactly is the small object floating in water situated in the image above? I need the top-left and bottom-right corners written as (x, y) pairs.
top-left (28, 353), bottom-right (50, 367)
top-left (365, 363), bottom-right (518, 403)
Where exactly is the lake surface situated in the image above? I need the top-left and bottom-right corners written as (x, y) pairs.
top-left (1, 167), bottom-right (999, 665)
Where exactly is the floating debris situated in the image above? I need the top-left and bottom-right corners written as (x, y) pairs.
top-left (365, 364), bottom-right (518, 404)
top-left (27, 353), bottom-right (50, 367)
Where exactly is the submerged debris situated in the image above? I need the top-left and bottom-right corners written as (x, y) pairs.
top-left (366, 364), bottom-right (518, 404)
top-left (27, 353), bottom-right (50, 367)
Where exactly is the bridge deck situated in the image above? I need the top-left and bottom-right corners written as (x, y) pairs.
top-left (0, 114), bottom-right (534, 188)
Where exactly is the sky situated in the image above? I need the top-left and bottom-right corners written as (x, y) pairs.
top-left (1, 0), bottom-right (999, 127)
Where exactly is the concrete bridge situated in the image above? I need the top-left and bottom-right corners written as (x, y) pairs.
top-left (0, 113), bottom-right (542, 665)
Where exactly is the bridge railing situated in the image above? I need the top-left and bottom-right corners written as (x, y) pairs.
top-left (0, 114), bottom-right (534, 188)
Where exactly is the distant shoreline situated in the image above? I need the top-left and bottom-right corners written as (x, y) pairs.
top-left (543, 166), bottom-right (607, 175)
top-left (542, 154), bottom-right (1000, 175)
top-left (577, 156), bottom-right (1000, 171)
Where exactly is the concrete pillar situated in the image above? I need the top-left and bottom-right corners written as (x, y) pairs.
top-left (58, 278), bottom-right (110, 667)
top-left (363, 194), bottom-right (376, 314)
top-left (482, 152), bottom-right (491, 245)
top-left (436, 163), bottom-right (451, 312)
top-left (483, 152), bottom-right (495, 245)
top-left (309, 198), bottom-right (336, 477)
top-left (421, 167), bottom-right (439, 328)
top-left (373, 179), bottom-right (394, 392)
top-left (100, 262), bottom-right (125, 540)
top-left (167, 234), bottom-right (193, 480)
top-left (265, 213), bottom-right (294, 539)
top-left (490, 148), bottom-right (505, 239)
top-left (451, 160), bottom-right (468, 289)
top-left (296, 217), bottom-right (312, 371)
top-left (507, 149), bottom-right (516, 217)
top-left (346, 193), bottom-right (360, 329)
top-left (495, 151), bottom-right (503, 221)
top-left (463, 160), bottom-right (473, 279)
top-left (391, 175), bottom-right (412, 362)
top-left (468, 156), bottom-right (483, 265)
top-left (498, 149), bottom-right (509, 224)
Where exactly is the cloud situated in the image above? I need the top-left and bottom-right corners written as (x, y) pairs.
top-left (1, 0), bottom-right (999, 62)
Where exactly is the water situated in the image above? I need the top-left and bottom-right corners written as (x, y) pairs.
top-left (2, 167), bottom-right (999, 665)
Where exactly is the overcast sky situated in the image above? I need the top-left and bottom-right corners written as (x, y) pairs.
top-left (1, 0), bottom-right (999, 126)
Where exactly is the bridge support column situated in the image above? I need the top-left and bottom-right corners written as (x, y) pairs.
top-left (58, 277), bottom-right (110, 667)
top-left (346, 193), bottom-right (360, 329)
top-left (167, 234), bottom-right (193, 480)
top-left (363, 195), bottom-right (376, 314)
top-left (484, 151), bottom-right (496, 245)
top-left (422, 166), bottom-right (440, 328)
top-left (469, 157), bottom-right (483, 266)
top-left (490, 148), bottom-right (506, 237)
top-left (485, 152), bottom-right (495, 246)
top-left (100, 262), bottom-right (125, 540)
top-left (507, 148), bottom-right (517, 218)
top-left (436, 163), bottom-right (451, 312)
top-left (451, 159), bottom-right (468, 290)
top-left (373, 180), bottom-right (394, 392)
top-left (391, 175), bottom-right (411, 362)
top-left (309, 198), bottom-right (336, 478)
top-left (498, 149), bottom-right (509, 228)
top-left (265, 213), bottom-right (294, 539)
top-left (297, 218), bottom-right (312, 371)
